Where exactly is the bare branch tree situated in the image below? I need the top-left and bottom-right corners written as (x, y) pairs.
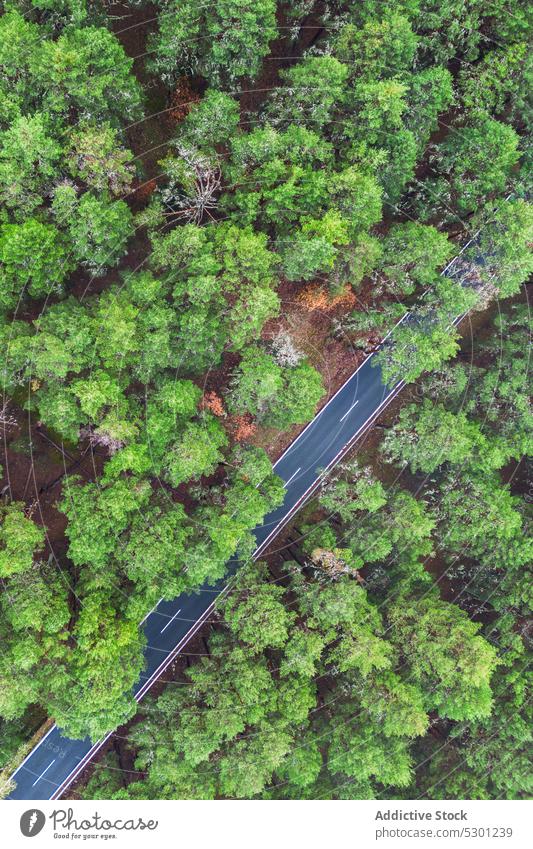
top-left (162, 145), bottom-right (221, 224)
top-left (0, 403), bottom-right (17, 431)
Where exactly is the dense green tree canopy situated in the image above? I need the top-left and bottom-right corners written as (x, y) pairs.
top-left (148, 0), bottom-right (278, 86)
top-left (0, 9), bottom-right (140, 316)
top-left (0, 502), bottom-right (45, 578)
top-left (1, 0), bottom-right (530, 796)
top-left (228, 346), bottom-right (324, 428)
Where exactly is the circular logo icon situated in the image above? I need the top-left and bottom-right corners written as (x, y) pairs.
top-left (20, 809), bottom-right (46, 837)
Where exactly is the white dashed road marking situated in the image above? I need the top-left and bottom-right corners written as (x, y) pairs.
top-left (339, 400), bottom-right (359, 422)
top-left (283, 467), bottom-right (301, 488)
top-left (32, 759), bottom-right (56, 787)
top-left (160, 609), bottom-right (182, 633)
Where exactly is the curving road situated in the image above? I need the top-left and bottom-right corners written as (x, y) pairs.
top-left (8, 247), bottom-right (472, 800)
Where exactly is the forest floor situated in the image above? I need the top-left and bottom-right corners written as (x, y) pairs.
top-left (0, 0), bottom-right (515, 788)
top-left (0, 0), bottom-right (368, 579)
top-left (64, 284), bottom-right (528, 799)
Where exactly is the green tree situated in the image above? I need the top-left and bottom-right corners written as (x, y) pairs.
top-left (0, 113), bottom-right (61, 216)
top-left (1, 559), bottom-right (70, 635)
top-left (228, 346), bottom-right (283, 417)
top-left (150, 223), bottom-right (279, 370)
top-left (148, 0), bottom-right (278, 86)
top-left (164, 415), bottom-right (228, 488)
top-left (436, 470), bottom-right (524, 566)
top-left (4, 0), bottom-right (98, 30)
top-left (406, 66), bottom-right (454, 152)
top-left (0, 315), bottom-right (33, 390)
top-left (379, 222), bottom-right (452, 295)
top-left (421, 659), bottom-right (533, 800)
top-left (0, 11), bottom-right (40, 124)
top-left (263, 361), bottom-right (324, 428)
top-left (376, 308), bottom-right (460, 386)
top-left (327, 713), bottom-right (416, 792)
top-left (471, 304), bottom-right (533, 459)
top-left (36, 25), bottom-right (142, 124)
top-left (0, 546), bottom-right (70, 726)
top-left (319, 460), bottom-right (387, 523)
top-left (229, 346), bottom-right (324, 429)
top-left (51, 593), bottom-right (144, 741)
top-left (59, 477), bottom-right (151, 572)
top-left (0, 502), bottom-right (45, 578)
top-left (388, 593), bottom-right (498, 720)
top-left (115, 502), bottom-right (191, 611)
top-left (266, 56), bottom-right (349, 131)
top-left (467, 199), bottom-right (533, 298)
top-left (62, 192), bottom-right (133, 273)
top-left (383, 400), bottom-right (504, 474)
top-left (458, 42), bottom-right (532, 129)
top-left (221, 561), bottom-right (296, 652)
top-left (413, 0), bottom-right (486, 65)
top-left (0, 219), bottom-right (72, 311)
top-left (177, 89), bottom-right (240, 154)
top-left (335, 13), bottom-right (417, 81)
top-left (435, 118), bottom-right (520, 214)
top-left (67, 124), bottom-right (135, 195)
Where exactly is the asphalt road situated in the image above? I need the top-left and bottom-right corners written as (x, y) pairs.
top-left (8, 343), bottom-right (405, 800)
top-left (9, 246), bottom-right (473, 800)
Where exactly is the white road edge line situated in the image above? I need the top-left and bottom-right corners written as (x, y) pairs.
top-left (283, 468), bottom-right (301, 488)
top-left (253, 380), bottom-right (404, 558)
top-left (339, 399), bottom-right (359, 422)
top-left (50, 597), bottom-right (226, 799)
top-left (32, 759), bottom-right (56, 787)
top-left (270, 225), bottom-right (481, 469)
top-left (140, 597), bottom-right (163, 625)
top-left (16, 226), bottom-right (488, 801)
top-left (37, 385), bottom-right (408, 802)
top-left (160, 609), bottom-right (182, 633)
top-left (50, 734), bottom-right (114, 801)
top-left (10, 725), bottom-right (57, 780)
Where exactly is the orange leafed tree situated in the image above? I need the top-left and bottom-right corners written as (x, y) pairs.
top-left (168, 77), bottom-right (201, 124)
top-left (232, 415), bottom-right (257, 442)
top-left (201, 391), bottom-right (225, 417)
top-left (297, 284), bottom-right (356, 312)
top-left (133, 178), bottom-right (156, 203)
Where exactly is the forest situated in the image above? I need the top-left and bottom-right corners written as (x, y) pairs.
top-left (76, 302), bottom-right (531, 801)
top-left (0, 0), bottom-right (531, 800)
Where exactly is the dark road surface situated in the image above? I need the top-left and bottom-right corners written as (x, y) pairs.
top-left (9, 346), bottom-right (403, 800)
top-left (9, 244), bottom-right (473, 800)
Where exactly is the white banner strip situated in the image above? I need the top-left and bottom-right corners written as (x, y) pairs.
top-left (3, 799), bottom-right (530, 849)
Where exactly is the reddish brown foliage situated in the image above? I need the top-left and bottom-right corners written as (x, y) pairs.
top-left (167, 77), bottom-right (201, 125)
top-left (201, 391), bottom-right (225, 417)
top-left (133, 178), bottom-right (157, 203)
top-left (232, 414), bottom-right (257, 442)
top-left (297, 284), bottom-right (357, 312)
